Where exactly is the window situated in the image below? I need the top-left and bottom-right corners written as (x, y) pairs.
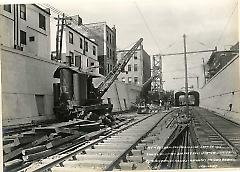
top-left (106, 31), bottom-right (109, 41)
top-left (91, 62), bottom-right (94, 66)
top-left (69, 51), bottom-right (74, 66)
top-left (80, 38), bottom-right (83, 49)
top-left (122, 77), bottom-right (125, 83)
top-left (107, 47), bottom-right (109, 58)
top-left (39, 13), bottom-right (46, 30)
top-left (4, 5), bottom-right (11, 13)
top-left (75, 55), bottom-right (81, 68)
top-left (107, 64), bottom-right (110, 73)
top-left (128, 64), bottom-right (131, 72)
top-left (134, 52), bottom-right (137, 59)
top-left (110, 49), bottom-right (112, 59)
top-left (93, 46), bottom-right (96, 55)
top-left (69, 32), bottom-right (73, 44)
top-left (85, 41), bottom-right (88, 52)
top-left (128, 77), bottom-right (132, 83)
top-left (112, 51), bottom-right (115, 60)
top-left (134, 77), bottom-right (138, 84)
top-left (20, 30), bottom-right (26, 45)
top-left (109, 33), bottom-right (111, 43)
top-left (29, 36), bottom-right (35, 42)
top-left (20, 4), bottom-right (26, 20)
top-left (134, 64), bottom-right (138, 71)
top-left (87, 59), bottom-right (89, 67)
top-left (35, 95), bottom-right (45, 116)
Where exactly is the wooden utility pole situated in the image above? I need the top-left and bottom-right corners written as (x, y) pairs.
top-left (202, 58), bottom-right (206, 85)
top-left (183, 34), bottom-right (189, 116)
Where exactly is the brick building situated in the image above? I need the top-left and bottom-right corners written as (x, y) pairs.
top-left (83, 22), bottom-right (117, 75)
top-left (117, 44), bottom-right (151, 86)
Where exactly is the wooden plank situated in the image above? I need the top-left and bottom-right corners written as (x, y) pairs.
top-left (84, 128), bottom-right (110, 140)
top-left (3, 139), bottom-right (15, 145)
top-left (46, 133), bottom-right (85, 149)
top-left (22, 149), bottom-right (54, 162)
top-left (3, 148), bottom-right (23, 162)
top-left (14, 136), bottom-right (42, 146)
top-left (33, 128), bottom-right (56, 134)
top-left (4, 135), bottom-right (49, 162)
top-left (54, 127), bottom-right (81, 135)
top-left (22, 145), bottom-right (47, 155)
top-left (3, 143), bottom-right (19, 154)
top-left (36, 119), bottom-right (91, 130)
top-left (76, 123), bottom-right (100, 132)
top-left (21, 130), bottom-right (37, 136)
top-left (3, 159), bottom-right (23, 170)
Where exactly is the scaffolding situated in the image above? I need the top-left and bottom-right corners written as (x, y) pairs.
top-left (151, 55), bottom-right (163, 93)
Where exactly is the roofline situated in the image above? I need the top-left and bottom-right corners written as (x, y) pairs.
top-left (84, 21), bottom-right (106, 26)
top-left (65, 25), bottom-right (98, 46)
top-left (84, 21), bottom-right (115, 32)
top-left (32, 4), bottom-right (51, 15)
top-left (208, 50), bottom-right (239, 61)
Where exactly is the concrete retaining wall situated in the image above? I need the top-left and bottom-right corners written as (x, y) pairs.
top-left (199, 55), bottom-right (240, 123)
top-left (1, 46), bottom-right (60, 126)
top-left (95, 79), bottom-right (141, 112)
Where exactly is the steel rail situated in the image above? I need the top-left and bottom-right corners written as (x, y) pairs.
top-left (104, 110), bottom-right (175, 171)
top-left (196, 109), bottom-right (240, 155)
top-left (31, 112), bottom-right (165, 172)
top-left (204, 119), bottom-right (240, 155)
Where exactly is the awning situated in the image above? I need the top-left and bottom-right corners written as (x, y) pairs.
top-left (53, 66), bottom-right (102, 78)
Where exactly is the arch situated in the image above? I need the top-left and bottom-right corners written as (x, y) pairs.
top-left (174, 91), bottom-right (200, 106)
top-left (175, 91), bottom-right (185, 106)
top-left (188, 91), bottom-right (200, 106)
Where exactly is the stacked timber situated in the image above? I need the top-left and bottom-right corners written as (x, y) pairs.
top-left (3, 119), bottom-right (102, 171)
top-left (3, 116), bottom-right (131, 171)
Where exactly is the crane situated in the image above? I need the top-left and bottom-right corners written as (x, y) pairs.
top-left (53, 38), bottom-right (143, 121)
top-left (96, 38), bottom-right (143, 98)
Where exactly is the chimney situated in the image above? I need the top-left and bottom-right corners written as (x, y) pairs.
top-left (70, 15), bottom-right (82, 26)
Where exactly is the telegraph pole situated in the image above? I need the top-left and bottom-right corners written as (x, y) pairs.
top-left (202, 58), bottom-right (206, 85)
top-left (183, 34), bottom-right (189, 116)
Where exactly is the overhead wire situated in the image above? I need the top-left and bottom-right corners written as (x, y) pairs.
top-left (216, 0), bottom-right (238, 45)
top-left (134, 1), bottom-right (162, 53)
top-left (162, 65), bottom-right (202, 74)
top-left (187, 35), bottom-right (210, 48)
top-left (37, 3), bottom-right (124, 52)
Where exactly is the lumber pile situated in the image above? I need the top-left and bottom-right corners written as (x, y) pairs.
top-left (3, 119), bottom-right (102, 171)
top-left (3, 116), bottom-right (131, 171)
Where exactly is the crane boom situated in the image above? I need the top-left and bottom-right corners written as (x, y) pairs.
top-left (97, 38), bottom-right (143, 98)
top-left (142, 74), bottom-right (158, 89)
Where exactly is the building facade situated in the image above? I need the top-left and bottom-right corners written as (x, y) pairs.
top-left (83, 22), bottom-right (117, 76)
top-left (0, 4), bottom-right (63, 126)
top-left (205, 43), bottom-right (239, 81)
top-left (51, 15), bottom-right (99, 74)
top-left (1, 4), bottom-right (51, 58)
top-left (117, 44), bottom-right (151, 86)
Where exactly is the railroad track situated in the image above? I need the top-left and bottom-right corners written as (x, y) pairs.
top-left (191, 107), bottom-right (240, 168)
top-left (23, 109), bottom-right (177, 171)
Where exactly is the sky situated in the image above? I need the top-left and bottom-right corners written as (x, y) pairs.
top-left (7, 0), bottom-right (238, 91)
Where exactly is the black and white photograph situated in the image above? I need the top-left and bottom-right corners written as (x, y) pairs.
top-left (0, 0), bottom-right (239, 171)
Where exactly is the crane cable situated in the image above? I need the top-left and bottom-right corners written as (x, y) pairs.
top-left (134, 1), bottom-right (162, 53)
